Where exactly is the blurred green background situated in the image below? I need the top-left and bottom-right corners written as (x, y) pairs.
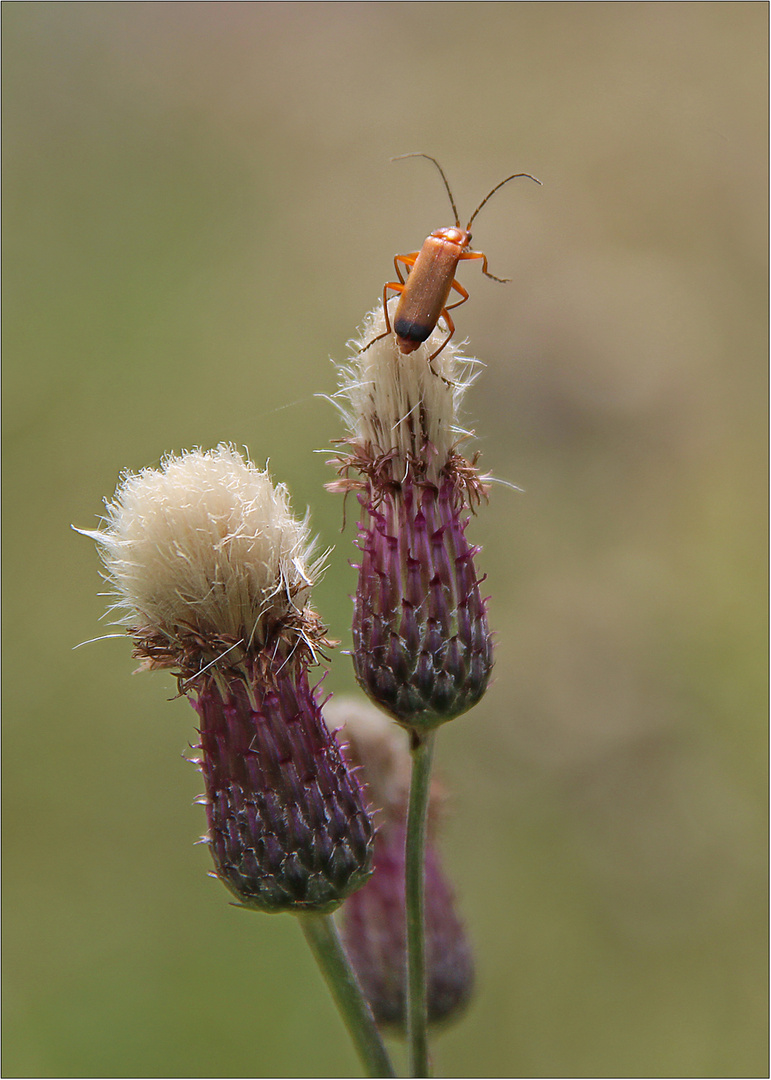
top-left (4, 3), bottom-right (767, 1077)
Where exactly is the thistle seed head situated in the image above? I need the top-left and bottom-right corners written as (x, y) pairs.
top-left (79, 446), bottom-right (373, 912)
top-left (328, 305), bottom-right (494, 730)
top-left (329, 301), bottom-right (489, 502)
top-left (80, 444), bottom-right (329, 676)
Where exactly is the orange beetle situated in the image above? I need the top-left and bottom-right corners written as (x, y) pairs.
top-left (364, 154), bottom-right (541, 367)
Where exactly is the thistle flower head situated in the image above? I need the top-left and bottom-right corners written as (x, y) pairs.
top-left (330, 301), bottom-right (488, 502)
top-left (79, 446), bottom-right (373, 913)
top-left (82, 444), bottom-right (328, 676)
top-left (328, 306), bottom-right (494, 732)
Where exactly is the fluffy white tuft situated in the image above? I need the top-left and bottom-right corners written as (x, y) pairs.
top-left (332, 300), bottom-right (482, 480)
top-left (81, 445), bottom-right (324, 646)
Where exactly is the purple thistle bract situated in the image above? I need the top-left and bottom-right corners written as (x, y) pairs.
top-left (353, 477), bottom-right (492, 730)
top-left (193, 665), bottom-right (372, 912)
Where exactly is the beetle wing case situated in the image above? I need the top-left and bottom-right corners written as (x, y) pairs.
top-left (394, 237), bottom-right (462, 348)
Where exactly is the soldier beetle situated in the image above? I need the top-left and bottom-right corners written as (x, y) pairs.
top-left (363, 154), bottom-right (541, 371)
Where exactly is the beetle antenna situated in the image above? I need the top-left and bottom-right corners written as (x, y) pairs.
top-left (466, 173), bottom-right (542, 230)
top-left (392, 152), bottom-right (461, 228)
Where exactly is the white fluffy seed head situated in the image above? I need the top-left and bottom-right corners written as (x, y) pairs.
top-left (332, 300), bottom-right (482, 482)
top-left (81, 445), bottom-right (325, 651)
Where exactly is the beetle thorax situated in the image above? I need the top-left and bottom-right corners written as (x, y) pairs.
top-left (431, 226), bottom-right (471, 249)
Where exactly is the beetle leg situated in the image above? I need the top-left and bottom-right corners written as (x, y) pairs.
top-left (459, 248), bottom-right (511, 284)
top-left (421, 278), bottom-right (469, 382)
top-left (426, 279), bottom-right (467, 374)
top-left (362, 253), bottom-right (418, 354)
top-left (359, 281), bottom-right (404, 354)
top-left (382, 281), bottom-right (402, 334)
top-left (443, 276), bottom-right (470, 313)
top-left (426, 307), bottom-right (457, 384)
top-left (394, 252), bottom-right (419, 285)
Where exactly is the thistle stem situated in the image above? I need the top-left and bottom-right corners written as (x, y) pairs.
top-left (298, 911), bottom-right (397, 1078)
top-left (405, 730), bottom-right (436, 1077)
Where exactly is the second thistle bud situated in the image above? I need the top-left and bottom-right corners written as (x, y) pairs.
top-left (327, 698), bottom-right (475, 1029)
top-left (330, 304), bottom-right (494, 732)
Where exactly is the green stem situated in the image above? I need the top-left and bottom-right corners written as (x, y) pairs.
top-left (405, 730), bottom-right (436, 1077)
top-left (298, 911), bottom-right (397, 1078)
